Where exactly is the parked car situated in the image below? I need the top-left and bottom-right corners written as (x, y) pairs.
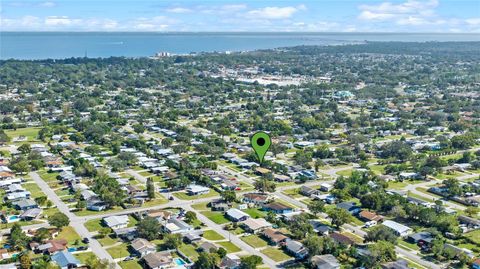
top-left (82, 238), bottom-right (90, 244)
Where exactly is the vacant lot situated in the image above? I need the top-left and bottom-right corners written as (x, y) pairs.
top-left (241, 235), bottom-right (268, 248)
top-left (261, 247), bottom-right (292, 262)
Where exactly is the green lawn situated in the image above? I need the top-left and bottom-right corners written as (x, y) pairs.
top-left (388, 181), bottom-right (407, 190)
top-left (57, 226), bottom-right (83, 246)
top-left (85, 219), bottom-right (104, 232)
top-left (201, 211), bottom-right (230, 225)
top-left (119, 260), bottom-right (143, 269)
top-left (23, 183), bottom-right (44, 198)
top-left (241, 235), bottom-right (268, 248)
top-left (5, 127), bottom-right (40, 141)
top-left (217, 241), bottom-right (241, 253)
top-left (98, 235), bottom-right (118, 246)
top-left (465, 230), bottom-right (480, 245)
top-left (38, 171), bottom-right (59, 182)
top-left (106, 243), bottom-right (131, 259)
top-left (398, 240), bottom-right (420, 251)
top-left (178, 244), bottom-right (200, 261)
top-left (282, 188), bottom-right (303, 198)
top-left (192, 202), bottom-right (209, 211)
top-left (173, 189), bottom-right (219, 200)
top-left (203, 230), bottom-right (225, 241)
top-left (142, 196), bottom-right (169, 207)
top-left (74, 252), bottom-right (97, 264)
top-left (139, 171), bottom-right (153, 177)
top-left (261, 247), bottom-right (292, 262)
top-left (336, 169), bottom-right (353, 177)
top-left (243, 208), bottom-right (267, 219)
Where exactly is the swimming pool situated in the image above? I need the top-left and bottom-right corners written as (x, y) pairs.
top-left (7, 215), bottom-right (20, 223)
top-left (174, 258), bottom-right (186, 266)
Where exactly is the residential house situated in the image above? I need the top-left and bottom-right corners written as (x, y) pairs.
top-left (382, 220), bottom-right (412, 237)
top-left (131, 238), bottom-right (156, 257)
top-left (407, 232), bottom-right (433, 247)
top-left (143, 251), bottom-right (174, 269)
top-left (263, 202), bottom-right (293, 214)
top-left (198, 242), bottom-right (217, 253)
top-left (241, 218), bottom-right (272, 234)
top-left (103, 215), bottom-right (129, 230)
top-left (358, 211), bottom-right (383, 223)
top-left (381, 259), bottom-right (410, 269)
top-left (285, 239), bottom-right (308, 259)
top-left (51, 251), bottom-right (81, 269)
top-left (36, 239), bottom-right (68, 255)
top-left (336, 202), bottom-right (361, 215)
top-left (309, 220), bottom-right (332, 235)
top-left (262, 228), bottom-right (289, 246)
top-left (300, 186), bottom-right (319, 197)
top-left (225, 208), bottom-right (249, 222)
top-left (311, 254), bottom-right (340, 269)
top-left (185, 184), bottom-right (210, 196)
top-left (243, 193), bottom-right (272, 206)
top-left (19, 208), bottom-right (42, 221)
top-left (329, 232), bottom-right (355, 246)
top-left (12, 199), bottom-right (37, 210)
top-left (209, 200), bottom-right (231, 211)
top-left (163, 218), bottom-right (193, 234)
top-left (220, 254), bottom-right (241, 269)
top-left (114, 227), bottom-right (138, 241)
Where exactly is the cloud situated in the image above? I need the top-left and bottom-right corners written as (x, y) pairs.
top-left (45, 16), bottom-right (80, 26)
top-left (246, 5), bottom-right (305, 20)
top-left (39, 1), bottom-right (56, 8)
top-left (166, 7), bottom-right (191, 13)
top-left (131, 16), bottom-right (175, 31)
top-left (358, 0), bottom-right (440, 23)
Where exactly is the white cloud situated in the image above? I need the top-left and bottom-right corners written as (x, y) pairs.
top-left (131, 16), bottom-right (174, 31)
top-left (358, 0), bottom-right (439, 24)
top-left (166, 7), bottom-right (191, 13)
top-left (45, 16), bottom-right (80, 26)
top-left (39, 1), bottom-right (56, 8)
top-left (247, 5), bottom-right (305, 20)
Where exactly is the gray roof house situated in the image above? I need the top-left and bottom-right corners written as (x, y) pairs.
top-left (311, 254), bottom-right (340, 269)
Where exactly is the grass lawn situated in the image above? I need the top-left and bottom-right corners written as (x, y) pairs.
top-left (5, 127), bottom-right (40, 141)
top-left (85, 219), bottom-right (104, 232)
top-left (74, 252), bottom-right (97, 264)
top-left (203, 230), bottom-right (225, 241)
top-left (139, 171), bottom-right (153, 177)
top-left (192, 202), bottom-right (209, 211)
top-left (131, 166), bottom-right (145, 171)
top-left (106, 243), bottom-right (131, 259)
top-left (98, 235), bottom-right (118, 247)
top-left (243, 208), bottom-right (267, 219)
top-left (388, 181), bottom-right (408, 190)
top-left (336, 169), bottom-right (353, 177)
top-left (217, 241), bottom-right (241, 253)
top-left (282, 188), bottom-right (303, 198)
top-left (173, 189), bottom-right (219, 200)
top-left (465, 230), bottom-right (480, 245)
top-left (178, 244), bottom-right (200, 261)
top-left (201, 211), bottom-right (230, 225)
top-left (38, 171), bottom-right (59, 182)
top-left (42, 207), bottom-right (61, 218)
top-left (57, 226), bottom-right (83, 246)
top-left (119, 260), bottom-right (143, 269)
top-left (241, 235), bottom-right (268, 248)
top-left (398, 240), bottom-right (420, 251)
top-left (142, 196), bottom-right (168, 207)
top-left (407, 192), bottom-right (434, 203)
top-left (261, 247), bottom-right (292, 262)
top-left (369, 164), bottom-right (386, 175)
top-left (23, 183), bottom-right (44, 198)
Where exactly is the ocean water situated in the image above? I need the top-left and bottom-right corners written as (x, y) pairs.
top-left (1, 32), bottom-right (479, 60)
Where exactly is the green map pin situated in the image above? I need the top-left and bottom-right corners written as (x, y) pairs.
top-left (251, 131), bottom-right (271, 164)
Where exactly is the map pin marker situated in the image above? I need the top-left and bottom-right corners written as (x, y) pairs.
top-left (250, 131), bottom-right (271, 164)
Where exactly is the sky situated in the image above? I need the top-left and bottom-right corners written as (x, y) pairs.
top-left (0, 0), bottom-right (479, 32)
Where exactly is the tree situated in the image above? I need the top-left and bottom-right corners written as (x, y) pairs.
top-left (18, 143), bottom-right (31, 155)
top-left (19, 253), bottom-right (32, 269)
top-left (76, 200), bottom-right (87, 210)
top-left (194, 252), bottom-right (218, 269)
top-left (48, 212), bottom-right (70, 230)
top-left (146, 178), bottom-right (155, 199)
top-left (35, 196), bottom-right (48, 206)
top-left (329, 208), bottom-right (352, 228)
top-left (34, 228), bottom-right (51, 242)
top-left (10, 223), bottom-right (29, 250)
top-left (98, 227), bottom-right (111, 238)
top-left (163, 233), bottom-right (182, 249)
top-left (366, 240), bottom-right (396, 267)
top-left (253, 178), bottom-right (276, 193)
top-left (9, 157), bottom-right (30, 174)
top-left (217, 247), bottom-right (227, 258)
top-left (137, 217), bottom-right (162, 240)
top-left (308, 200), bottom-right (325, 216)
top-left (162, 137), bottom-right (174, 147)
top-left (92, 172), bottom-right (126, 208)
top-left (221, 190), bottom-right (236, 203)
top-left (185, 211), bottom-right (197, 224)
top-left (132, 123), bottom-right (145, 134)
top-left (239, 255), bottom-right (262, 269)
top-left (465, 207), bottom-right (479, 217)
top-left (304, 235), bottom-right (336, 256)
top-left (0, 130), bottom-right (11, 144)
top-left (289, 214), bottom-right (314, 239)
top-left (365, 225), bottom-right (398, 244)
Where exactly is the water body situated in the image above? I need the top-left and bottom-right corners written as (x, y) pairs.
top-left (1, 32), bottom-right (479, 60)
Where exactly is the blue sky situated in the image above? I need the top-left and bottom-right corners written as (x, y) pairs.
top-left (1, 0), bottom-right (479, 32)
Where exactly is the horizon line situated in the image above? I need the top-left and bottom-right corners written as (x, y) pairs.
top-left (1, 31), bottom-right (480, 34)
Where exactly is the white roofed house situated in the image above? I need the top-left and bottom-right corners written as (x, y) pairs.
top-left (285, 239), bottom-right (309, 259)
top-left (163, 218), bottom-right (193, 234)
top-left (225, 208), bottom-right (250, 222)
top-left (103, 215), bottom-right (129, 230)
top-left (185, 184), bottom-right (210, 196)
top-left (382, 220), bottom-right (412, 237)
top-left (241, 218), bottom-right (272, 234)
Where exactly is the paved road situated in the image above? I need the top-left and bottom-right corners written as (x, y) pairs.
top-left (404, 180), bottom-right (466, 210)
top-left (182, 204), bottom-right (280, 268)
top-left (29, 172), bottom-right (120, 268)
